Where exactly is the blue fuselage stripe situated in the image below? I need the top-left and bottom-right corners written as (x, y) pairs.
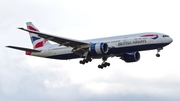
top-left (100, 43), bottom-right (103, 53)
top-left (90, 43), bottom-right (97, 54)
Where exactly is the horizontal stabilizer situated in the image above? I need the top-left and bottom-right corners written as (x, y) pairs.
top-left (6, 46), bottom-right (41, 52)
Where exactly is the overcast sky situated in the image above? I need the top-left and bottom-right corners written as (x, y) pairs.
top-left (0, 0), bottom-right (179, 101)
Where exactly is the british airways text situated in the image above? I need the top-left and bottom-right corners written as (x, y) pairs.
top-left (118, 39), bottom-right (147, 46)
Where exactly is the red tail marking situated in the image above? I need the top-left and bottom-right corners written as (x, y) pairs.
top-left (27, 26), bottom-right (39, 32)
top-left (27, 25), bottom-right (46, 48)
top-left (34, 41), bottom-right (44, 48)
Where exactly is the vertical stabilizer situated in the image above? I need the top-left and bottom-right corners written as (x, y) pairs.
top-left (26, 22), bottom-right (51, 49)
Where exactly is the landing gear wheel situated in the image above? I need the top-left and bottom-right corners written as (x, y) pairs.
top-left (79, 58), bottom-right (92, 65)
top-left (102, 63), bottom-right (107, 67)
top-left (156, 53), bottom-right (160, 57)
top-left (105, 62), bottom-right (110, 66)
top-left (88, 58), bottom-right (92, 62)
top-left (79, 60), bottom-right (85, 64)
top-left (98, 62), bottom-right (110, 69)
top-left (98, 57), bottom-right (110, 69)
top-left (84, 59), bottom-right (88, 63)
top-left (98, 65), bottom-right (103, 69)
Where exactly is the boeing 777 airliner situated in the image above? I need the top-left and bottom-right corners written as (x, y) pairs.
top-left (7, 22), bottom-right (173, 69)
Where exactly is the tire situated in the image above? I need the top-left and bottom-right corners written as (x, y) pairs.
top-left (156, 54), bottom-right (160, 57)
top-left (98, 65), bottom-right (103, 69)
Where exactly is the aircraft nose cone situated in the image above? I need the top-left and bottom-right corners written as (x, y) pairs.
top-left (169, 37), bottom-right (173, 43)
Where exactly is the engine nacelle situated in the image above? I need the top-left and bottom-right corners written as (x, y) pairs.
top-left (89, 43), bottom-right (109, 54)
top-left (123, 51), bottom-right (140, 62)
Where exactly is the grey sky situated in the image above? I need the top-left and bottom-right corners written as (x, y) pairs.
top-left (0, 0), bottom-right (179, 101)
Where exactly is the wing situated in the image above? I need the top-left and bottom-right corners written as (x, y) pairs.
top-left (18, 28), bottom-right (90, 48)
top-left (18, 28), bottom-right (90, 56)
top-left (6, 46), bottom-right (41, 52)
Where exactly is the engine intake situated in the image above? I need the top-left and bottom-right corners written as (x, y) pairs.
top-left (89, 43), bottom-right (109, 54)
top-left (123, 51), bottom-right (140, 62)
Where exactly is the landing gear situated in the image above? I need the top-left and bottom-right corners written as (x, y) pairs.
top-left (156, 48), bottom-right (163, 57)
top-left (156, 53), bottom-right (160, 57)
top-left (79, 58), bottom-right (92, 65)
top-left (79, 57), bottom-right (111, 69)
top-left (98, 62), bottom-right (110, 69)
top-left (98, 57), bottom-right (110, 69)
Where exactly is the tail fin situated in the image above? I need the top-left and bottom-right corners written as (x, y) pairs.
top-left (26, 22), bottom-right (51, 49)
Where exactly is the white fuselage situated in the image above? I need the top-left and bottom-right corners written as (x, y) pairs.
top-left (30, 32), bottom-right (173, 60)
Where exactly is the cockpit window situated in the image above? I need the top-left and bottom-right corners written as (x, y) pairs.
top-left (163, 35), bottom-right (169, 37)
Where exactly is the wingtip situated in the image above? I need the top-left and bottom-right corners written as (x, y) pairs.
top-left (18, 27), bottom-right (24, 30)
top-left (6, 46), bottom-right (11, 48)
top-left (6, 46), bottom-right (14, 48)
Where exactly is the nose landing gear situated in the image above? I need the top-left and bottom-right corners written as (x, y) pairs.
top-left (156, 48), bottom-right (163, 57)
top-left (156, 53), bottom-right (160, 57)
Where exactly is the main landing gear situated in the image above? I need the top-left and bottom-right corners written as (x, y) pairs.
top-left (79, 57), bottom-right (110, 69)
top-left (98, 57), bottom-right (110, 69)
top-left (98, 62), bottom-right (110, 69)
top-left (156, 48), bottom-right (163, 57)
top-left (79, 58), bottom-right (92, 65)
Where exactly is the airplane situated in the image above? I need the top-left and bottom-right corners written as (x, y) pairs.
top-left (6, 22), bottom-right (173, 69)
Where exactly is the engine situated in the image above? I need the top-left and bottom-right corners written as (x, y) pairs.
top-left (122, 51), bottom-right (140, 62)
top-left (89, 43), bottom-right (109, 54)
